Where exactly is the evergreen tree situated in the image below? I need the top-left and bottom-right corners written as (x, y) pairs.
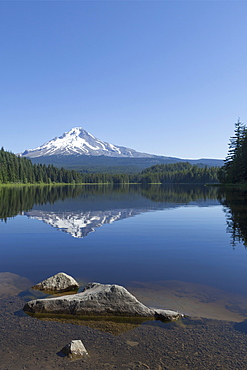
top-left (220, 119), bottom-right (247, 183)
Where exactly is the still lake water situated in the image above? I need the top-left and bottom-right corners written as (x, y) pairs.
top-left (1, 184), bottom-right (247, 303)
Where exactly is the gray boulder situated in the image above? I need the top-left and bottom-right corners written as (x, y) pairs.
top-left (24, 282), bottom-right (154, 317)
top-left (32, 272), bottom-right (79, 293)
top-left (24, 282), bottom-right (184, 322)
top-left (61, 340), bottom-right (88, 358)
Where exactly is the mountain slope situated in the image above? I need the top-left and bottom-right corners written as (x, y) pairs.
top-left (21, 127), bottom-right (154, 158)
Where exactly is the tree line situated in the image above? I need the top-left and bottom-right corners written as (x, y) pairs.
top-left (0, 147), bottom-right (84, 184)
top-left (0, 147), bottom-right (220, 185)
top-left (136, 162), bottom-right (219, 184)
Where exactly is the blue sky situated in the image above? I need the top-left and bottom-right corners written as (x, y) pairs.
top-left (1, 1), bottom-right (247, 159)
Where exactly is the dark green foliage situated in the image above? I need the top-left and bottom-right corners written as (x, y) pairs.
top-left (0, 149), bottom-right (84, 184)
top-left (220, 119), bottom-right (247, 183)
top-left (134, 162), bottom-right (219, 184)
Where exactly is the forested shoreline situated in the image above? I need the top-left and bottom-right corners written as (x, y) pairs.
top-left (0, 148), bottom-right (220, 185)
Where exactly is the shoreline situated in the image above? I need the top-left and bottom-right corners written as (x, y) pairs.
top-left (1, 294), bottom-right (247, 369)
top-left (1, 273), bottom-right (247, 368)
top-left (1, 272), bottom-right (247, 323)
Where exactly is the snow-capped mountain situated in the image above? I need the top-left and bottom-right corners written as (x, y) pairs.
top-left (20, 127), bottom-right (154, 158)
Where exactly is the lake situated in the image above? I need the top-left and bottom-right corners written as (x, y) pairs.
top-left (1, 184), bottom-right (247, 295)
top-left (1, 184), bottom-right (247, 368)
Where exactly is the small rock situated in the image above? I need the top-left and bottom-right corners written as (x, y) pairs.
top-left (61, 340), bottom-right (88, 358)
top-left (32, 272), bottom-right (79, 293)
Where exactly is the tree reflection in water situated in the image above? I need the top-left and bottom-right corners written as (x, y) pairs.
top-left (219, 187), bottom-right (247, 248)
top-left (0, 184), bottom-right (220, 222)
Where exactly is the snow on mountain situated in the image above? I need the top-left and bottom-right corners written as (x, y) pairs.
top-left (20, 127), bottom-right (154, 158)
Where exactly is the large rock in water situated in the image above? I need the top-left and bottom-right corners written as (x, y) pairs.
top-left (32, 272), bottom-right (79, 293)
top-left (24, 282), bottom-right (154, 317)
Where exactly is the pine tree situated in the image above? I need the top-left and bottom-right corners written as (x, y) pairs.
top-left (220, 119), bottom-right (247, 183)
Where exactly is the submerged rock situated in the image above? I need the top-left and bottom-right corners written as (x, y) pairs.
top-left (24, 282), bottom-right (154, 317)
top-left (0, 272), bottom-right (32, 298)
top-left (61, 340), bottom-right (88, 358)
top-left (32, 272), bottom-right (79, 293)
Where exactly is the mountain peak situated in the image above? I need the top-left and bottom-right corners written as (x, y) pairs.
top-left (65, 127), bottom-right (89, 136)
top-left (21, 127), bottom-right (153, 158)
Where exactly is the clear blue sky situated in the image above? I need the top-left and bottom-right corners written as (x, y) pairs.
top-left (1, 1), bottom-right (247, 159)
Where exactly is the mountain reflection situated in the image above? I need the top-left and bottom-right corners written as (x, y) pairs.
top-left (0, 184), bottom-right (219, 238)
top-left (25, 209), bottom-right (140, 238)
top-left (219, 187), bottom-right (247, 248)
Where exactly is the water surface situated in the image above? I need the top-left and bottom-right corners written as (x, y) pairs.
top-left (1, 184), bottom-right (247, 320)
